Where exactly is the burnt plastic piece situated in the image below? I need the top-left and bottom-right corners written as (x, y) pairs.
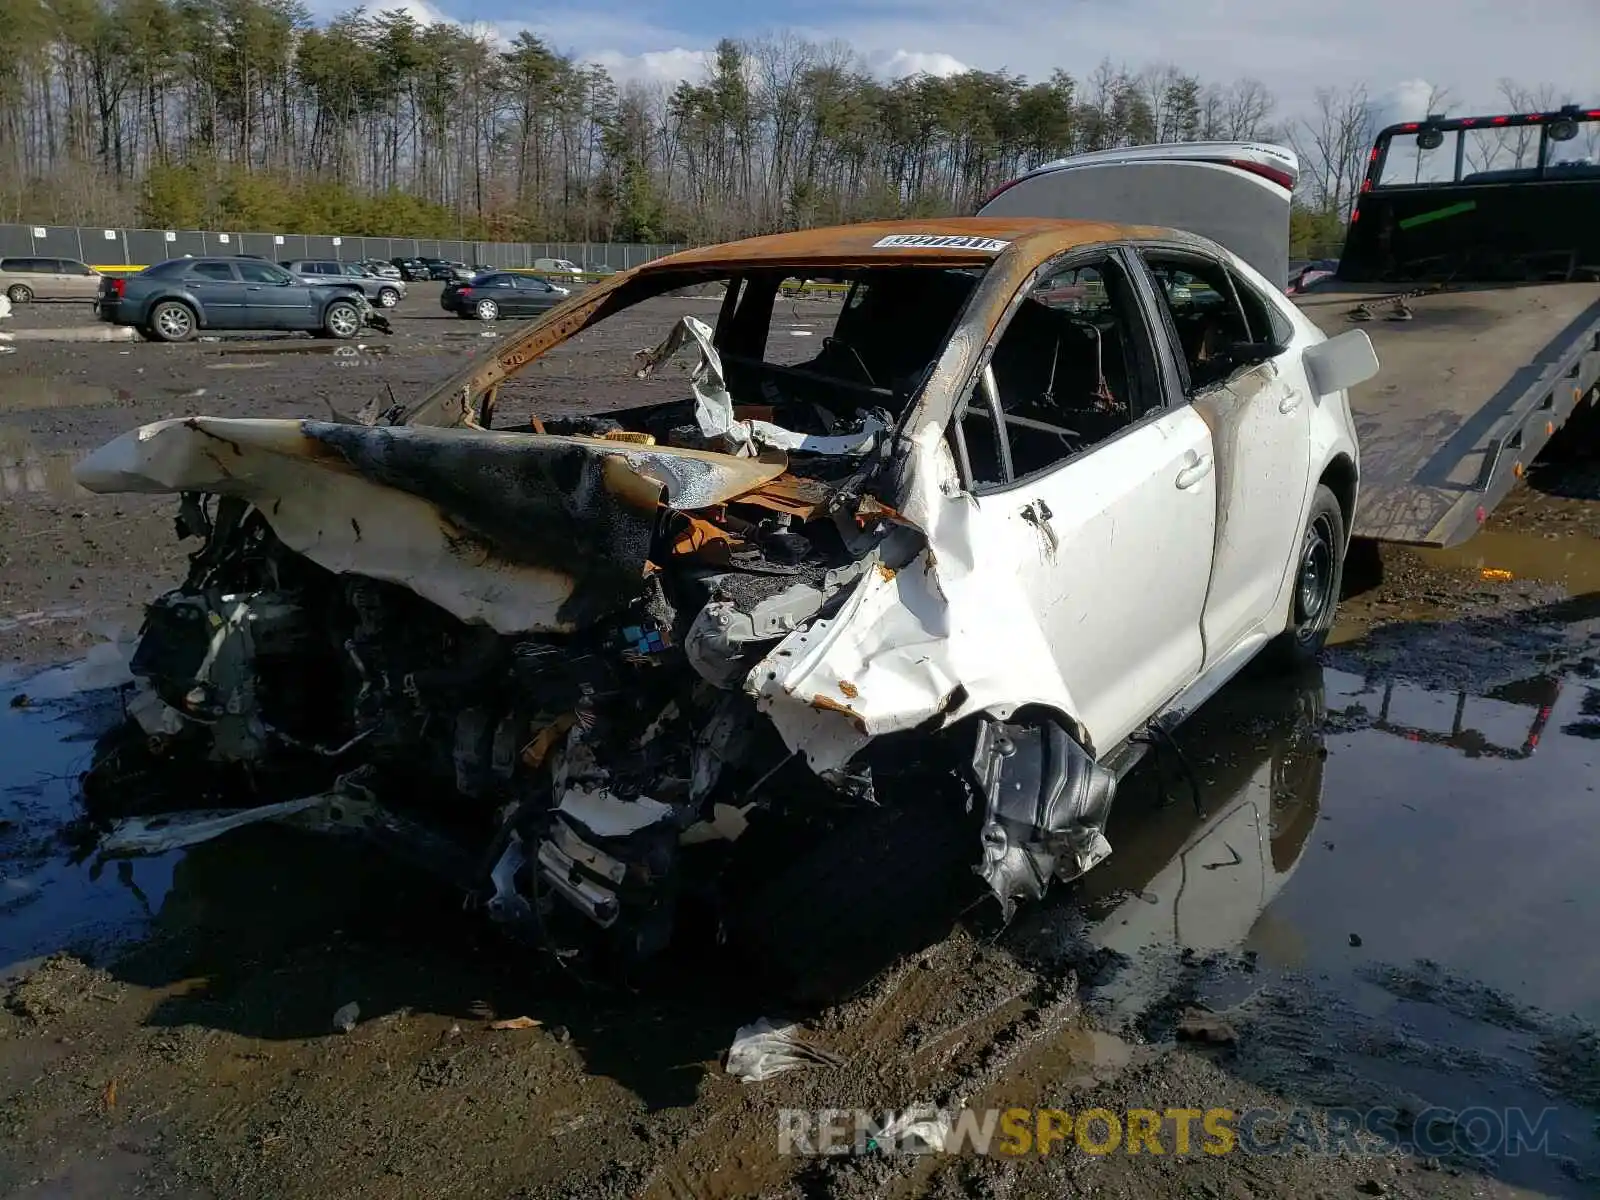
top-left (971, 715), bottom-right (1117, 916)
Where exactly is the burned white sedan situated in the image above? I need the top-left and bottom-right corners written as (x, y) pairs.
top-left (72, 215), bottom-right (1374, 964)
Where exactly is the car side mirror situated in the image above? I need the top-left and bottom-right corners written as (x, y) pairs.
top-left (1302, 329), bottom-right (1379, 396)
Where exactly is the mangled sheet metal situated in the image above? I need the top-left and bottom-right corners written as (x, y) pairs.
top-left (74, 417), bottom-right (788, 632)
top-left (634, 316), bottom-right (887, 458)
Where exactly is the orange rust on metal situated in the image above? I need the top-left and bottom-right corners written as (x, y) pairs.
top-left (854, 494), bottom-right (905, 525)
top-left (733, 473), bottom-right (833, 521)
top-left (838, 680), bottom-right (860, 699)
top-left (600, 454), bottom-right (667, 511)
top-left (874, 562), bottom-right (897, 583)
top-left (809, 692), bottom-right (867, 733)
top-left (649, 217), bottom-right (1167, 272)
top-left (529, 416), bottom-right (546, 434)
top-left (410, 217), bottom-right (1169, 427)
top-left (522, 714), bottom-right (577, 769)
top-left (672, 515), bottom-right (734, 561)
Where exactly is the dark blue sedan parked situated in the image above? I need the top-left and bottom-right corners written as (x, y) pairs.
top-left (98, 257), bottom-right (376, 342)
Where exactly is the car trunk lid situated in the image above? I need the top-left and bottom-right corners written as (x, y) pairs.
top-left (976, 141), bottom-right (1299, 288)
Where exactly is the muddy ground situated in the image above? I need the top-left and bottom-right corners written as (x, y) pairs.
top-left (3, 286), bottom-right (1600, 1198)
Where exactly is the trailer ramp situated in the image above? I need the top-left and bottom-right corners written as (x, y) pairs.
top-left (1294, 282), bottom-right (1600, 547)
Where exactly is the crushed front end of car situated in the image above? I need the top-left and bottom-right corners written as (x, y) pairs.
top-left (72, 245), bottom-right (1133, 965)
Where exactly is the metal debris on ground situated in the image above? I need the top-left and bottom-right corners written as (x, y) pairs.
top-left (332, 1002), bottom-right (360, 1033)
top-left (725, 1017), bottom-right (846, 1082)
top-left (489, 1016), bottom-right (541, 1030)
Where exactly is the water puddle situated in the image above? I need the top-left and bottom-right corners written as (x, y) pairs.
top-left (1, 665), bottom-right (178, 978)
top-left (209, 341), bottom-right (391, 358)
top-left (1008, 651), bottom-right (1600, 1195)
top-left (0, 376), bottom-right (209, 412)
top-left (1416, 526), bottom-right (1600, 593)
top-left (0, 427), bottom-right (89, 501)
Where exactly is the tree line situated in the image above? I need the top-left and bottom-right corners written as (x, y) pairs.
top-left (0, 0), bottom-right (1574, 253)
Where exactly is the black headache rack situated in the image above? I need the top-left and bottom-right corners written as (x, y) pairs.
top-left (1340, 104), bottom-right (1600, 284)
top-left (1298, 105), bottom-right (1600, 547)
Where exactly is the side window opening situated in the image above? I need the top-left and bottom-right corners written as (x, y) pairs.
top-left (950, 257), bottom-right (1157, 490)
top-left (1142, 254), bottom-right (1286, 393)
top-left (720, 266), bottom-right (980, 420)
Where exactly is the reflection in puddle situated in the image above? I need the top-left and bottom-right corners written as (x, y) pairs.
top-left (0, 427), bottom-right (88, 500)
top-left (1013, 651), bottom-right (1600, 1196)
top-left (1416, 525), bottom-right (1600, 592)
top-left (0, 376), bottom-right (214, 412)
top-left (211, 341), bottom-right (391, 358)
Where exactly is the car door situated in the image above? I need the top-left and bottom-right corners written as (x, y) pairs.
top-left (40, 259), bottom-right (75, 299)
top-left (948, 251), bottom-right (1218, 750)
top-left (514, 275), bottom-right (556, 314)
top-left (30, 258), bottom-right (68, 299)
top-left (238, 259), bottom-right (318, 329)
top-left (60, 260), bottom-right (101, 300)
top-left (1135, 249), bottom-right (1314, 664)
top-left (183, 260), bottom-right (248, 324)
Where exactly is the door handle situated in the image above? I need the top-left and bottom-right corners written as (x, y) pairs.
top-left (1278, 392), bottom-right (1302, 414)
top-left (1175, 454), bottom-right (1214, 490)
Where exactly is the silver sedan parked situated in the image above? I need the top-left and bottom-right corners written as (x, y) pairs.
top-left (280, 260), bottom-right (406, 308)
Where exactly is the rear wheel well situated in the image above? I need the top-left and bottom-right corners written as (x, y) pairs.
top-left (1318, 454), bottom-right (1357, 545)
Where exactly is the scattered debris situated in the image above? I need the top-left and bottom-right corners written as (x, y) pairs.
top-left (1480, 568), bottom-right (1514, 582)
top-left (101, 1079), bottom-right (118, 1111)
top-left (725, 1017), bottom-right (846, 1082)
top-left (3, 954), bottom-right (119, 1023)
top-left (489, 1016), bottom-right (541, 1031)
top-left (332, 1002), bottom-right (360, 1033)
top-left (875, 1107), bottom-right (953, 1152)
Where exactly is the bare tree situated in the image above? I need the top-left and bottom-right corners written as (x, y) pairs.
top-left (1291, 84), bottom-right (1374, 217)
top-left (1221, 78), bottom-right (1275, 140)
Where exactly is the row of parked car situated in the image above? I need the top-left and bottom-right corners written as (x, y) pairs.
top-left (0, 253), bottom-right (620, 305)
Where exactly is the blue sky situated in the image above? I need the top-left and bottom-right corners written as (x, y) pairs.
top-left (374, 0), bottom-right (1597, 125)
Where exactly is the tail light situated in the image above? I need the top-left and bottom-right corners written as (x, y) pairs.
top-left (108, 278), bottom-right (126, 298)
top-left (1223, 159), bottom-right (1296, 191)
top-left (457, 287), bottom-right (471, 297)
top-left (977, 175), bottom-right (1026, 210)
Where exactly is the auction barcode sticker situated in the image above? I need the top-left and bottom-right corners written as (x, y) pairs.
top-left (871, 234), bottom-right (1011, 252)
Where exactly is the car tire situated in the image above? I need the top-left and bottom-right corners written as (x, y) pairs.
top-left (6, 283), bottom-right (32, 304)
top-left (474, 298), bottom-right (499, 321)
top-left (147, 300), bottom-right (197, 343)
top-left (323, 300), bottom-right (361, 339)
top-left (377, 287), bottom-right (399, 308)
top-left (1268, 483), bottom-right (1346, 668)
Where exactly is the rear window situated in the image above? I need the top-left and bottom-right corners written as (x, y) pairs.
top-left (2, 258), bottom-right (46, 273)
top-left (143, 260), bottom-right (191, 277)
top-left (1374, 114), bottom-right (1600, 187)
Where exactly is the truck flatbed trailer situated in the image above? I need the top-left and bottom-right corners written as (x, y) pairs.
top-left (1293, 280), bottom-right (1600, 546)
top-left (1293, 103), bottom-right (1600, 547)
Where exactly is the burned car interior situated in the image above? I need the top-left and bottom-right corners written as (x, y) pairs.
top-left (954, 257), bottom-right (1159, 487)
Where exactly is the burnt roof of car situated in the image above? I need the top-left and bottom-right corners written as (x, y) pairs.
top-left (643, 217), bottom-right (1172, 272)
